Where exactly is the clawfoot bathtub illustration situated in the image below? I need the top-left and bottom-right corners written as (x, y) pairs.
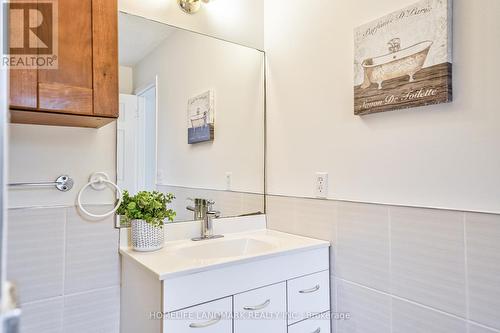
top-left (360, 39), bottom-right (433, 89)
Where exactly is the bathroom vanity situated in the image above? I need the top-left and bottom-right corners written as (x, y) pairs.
top-left (120, 218), bottom-right (331, 333)
top-left (117, 10), bottom-right (329, 333)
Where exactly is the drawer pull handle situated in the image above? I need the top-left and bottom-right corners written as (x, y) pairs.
top-left (189, 314), bottom-right (222, 329)
top-left (312, 328), bottom-right (321, 333)
top-left (243, 299), bottom-right (271, 311)
top-left (299, 284), bottom-right (320, 294)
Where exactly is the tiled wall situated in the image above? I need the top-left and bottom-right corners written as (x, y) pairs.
top-left (158, 185), bottom-right (264, 222)
top-left (266, 195), bottom-right (500, 333)
top-left (7, 206), bottom-right (120, 333)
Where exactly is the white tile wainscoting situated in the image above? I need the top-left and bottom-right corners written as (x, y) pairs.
top-left (7, 205), bottom-right (120, 333)
top-left (266, 195), bottom-right (500, 333)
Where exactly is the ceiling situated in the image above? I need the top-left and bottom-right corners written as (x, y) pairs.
top-left (119, 12), bottom-right (177, 67)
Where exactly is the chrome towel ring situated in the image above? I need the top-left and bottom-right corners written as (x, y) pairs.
top-left (77, 172), bottom-right (123, 219)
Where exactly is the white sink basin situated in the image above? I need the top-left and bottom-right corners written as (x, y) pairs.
top-left (177, 238), bottom-right (276, 260)
top-left (120, 229), bottom-right (330, 279)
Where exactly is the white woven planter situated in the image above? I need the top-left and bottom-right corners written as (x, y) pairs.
top-left (131, 219), bottom-right (164, 252)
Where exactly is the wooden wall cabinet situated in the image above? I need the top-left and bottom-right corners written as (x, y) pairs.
top-left (9, 0), bottom-right (119, 128)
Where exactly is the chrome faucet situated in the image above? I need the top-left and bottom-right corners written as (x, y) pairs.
top-left (186, 198), bottom-right (223, 241)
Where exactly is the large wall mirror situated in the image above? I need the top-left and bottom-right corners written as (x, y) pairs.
top-left (117, 12), bottom-right (265, 223)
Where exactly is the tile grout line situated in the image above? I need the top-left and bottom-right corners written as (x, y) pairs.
top-left (21, 285), bottom-right (121, 307)
top-left (62, 207), bottom-right (68, 298)
top-left (388, 206), bottom-right (393, 333)
top-left (266, 194), bottom-right (500, 216)
top-left (333, 277), bottom-right (338, 333)
top-left (20, 295), bottom-right (64, 306)
top-left (7, 203), bottom-right (113, 211)
top-left (463, 212), bottom-right (470, 333)
top-left (334, 202), bottom-right (339, 333)
top-left (336, 277), bottom-right (467, 324)
top-left (334, 276), bottom-right (500, 332)
top-left (61, 207), bottom-right (68, 331)
top-left (467, 321), bottom-right (500, 333)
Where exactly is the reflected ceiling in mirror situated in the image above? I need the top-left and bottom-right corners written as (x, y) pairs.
top-left (118, 12), bottom-right (265, 223)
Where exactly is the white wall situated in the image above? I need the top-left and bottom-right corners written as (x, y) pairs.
top-left (119, 66), bottom-right (134, 94)
top-left (133, 29), bottom-right (265, 193)
top-left (265, 0), bottom-right (500, 213)
top-left (8, 124), bottom-right (116, 208)
top-left (119, 0), bottom-right (264, 50)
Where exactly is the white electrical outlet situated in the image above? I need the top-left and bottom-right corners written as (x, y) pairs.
top-left (315, 172), bottom-right (329, 198)
top-left (225, 172), bottom-right (233, 190)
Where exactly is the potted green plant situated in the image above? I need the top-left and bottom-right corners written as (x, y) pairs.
top-left (117, 191), bottom-right (176, 252)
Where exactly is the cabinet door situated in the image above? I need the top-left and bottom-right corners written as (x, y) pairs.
top-left (164, 297), bottom-right (232, 333)
top-left (234, 283), bottom-right (287, 333)
top-left (37, 0), bottom-right (94, 115)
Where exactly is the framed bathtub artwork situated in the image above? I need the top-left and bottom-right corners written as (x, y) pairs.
top-left (354, 0), bottom-right (453, 115)
top-left (187, 90), bottom-right (215, 144)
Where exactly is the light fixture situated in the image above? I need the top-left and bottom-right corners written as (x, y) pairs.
top-left (178, 0), bottom-right (210, 14)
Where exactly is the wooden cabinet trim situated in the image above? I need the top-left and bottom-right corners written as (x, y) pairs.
top-left (10, 109), bottom-right (115, 128)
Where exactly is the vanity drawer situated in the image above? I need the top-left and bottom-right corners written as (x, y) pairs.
top-left (288, 313), bottom-right (331, 333)
top-left (164, 297), bottom-right (232, 333)
top-left (234, 282), bottom-right (287, 333)
top-left (287, 270), bottom-right (330, 325)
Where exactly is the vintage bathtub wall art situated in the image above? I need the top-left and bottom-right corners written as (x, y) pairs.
top-left (187, 90), bottom-right (215, 144)
top-left (354, 0), bottom-right (453, 115)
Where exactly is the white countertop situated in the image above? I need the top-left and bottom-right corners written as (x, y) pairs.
top-left (120, 229), bottom-right (330, 280)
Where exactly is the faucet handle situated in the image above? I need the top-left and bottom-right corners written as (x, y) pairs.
top-left (206, 200), bottom-right (216, 211)
top-left (207, 210), bottom-right (221, 218)
top-left (206, 200), bottom-right (220, 218)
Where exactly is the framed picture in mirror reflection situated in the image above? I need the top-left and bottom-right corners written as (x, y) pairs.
top-left (187, 90), bottom-right (215, 144)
